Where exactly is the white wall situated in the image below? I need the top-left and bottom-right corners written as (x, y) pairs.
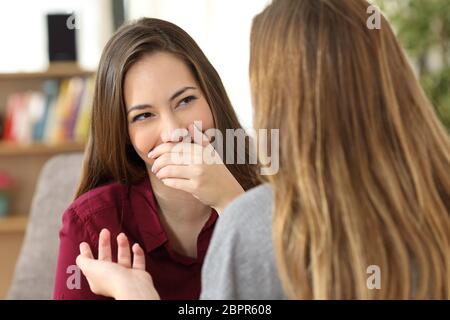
top-left (0, 0), bottom-right (113, 72)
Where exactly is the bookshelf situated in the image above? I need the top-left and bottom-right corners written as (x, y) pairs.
top-left (0, 64), bottom-right (93, 298)
top-left (0, 141), bottom-right (85, 156)
top-left (0, 69), bottom-right (94, 80)
top-left (0, 216), bottom-right (28, 233)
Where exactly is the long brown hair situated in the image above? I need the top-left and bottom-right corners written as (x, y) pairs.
top-left (250, 0), bottom-right (450, 299)
top-left (75, 18), bottom-right (259, 198)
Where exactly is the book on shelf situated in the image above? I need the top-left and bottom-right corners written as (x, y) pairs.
top-left (1, 76), bottom-right (95, 146)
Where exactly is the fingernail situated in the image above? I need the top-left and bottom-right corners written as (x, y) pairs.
top-left (79, 242), bottom-right (87, 253)
top-left (147, 151), bottom-right (153, 158)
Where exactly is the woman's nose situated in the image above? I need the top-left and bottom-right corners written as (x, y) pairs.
top-left (159, 114), bottom-right (189, 143)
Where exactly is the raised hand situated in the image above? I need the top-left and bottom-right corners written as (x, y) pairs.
top-left (76, 229), bottom-right (160, 300)
top-left (148, 122), bottom-right (244, 214)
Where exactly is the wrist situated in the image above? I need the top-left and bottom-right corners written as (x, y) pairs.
top-left (214, 183), bottom-right (244, 215)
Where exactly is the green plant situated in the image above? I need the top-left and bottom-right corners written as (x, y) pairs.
top-left (374, 0), bottom-right (450, 130)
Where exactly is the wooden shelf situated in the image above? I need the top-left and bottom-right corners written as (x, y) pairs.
top-left (0, 141), bottom-right (85, 156)
top-left (0, 63), bottom-right (95, 81)
top-left (0, 216), bottom-right (28, 233)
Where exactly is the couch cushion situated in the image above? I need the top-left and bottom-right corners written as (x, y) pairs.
top-left (7, 152), bottom-right (84, 300)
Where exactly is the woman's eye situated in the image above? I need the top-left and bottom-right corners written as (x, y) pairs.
top-left (177, 95), bottom-right (197, 109)
top-left (132, 112), bottom-right (155, 122)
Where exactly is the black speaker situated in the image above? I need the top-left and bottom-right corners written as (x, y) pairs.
top-left (112, 0), bottom-right (125, 31)
top-left (47, 13), bottom-right (77, 62)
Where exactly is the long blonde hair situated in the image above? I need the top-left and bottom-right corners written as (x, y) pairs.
top-left (250, 0), bottom-right (450, 299)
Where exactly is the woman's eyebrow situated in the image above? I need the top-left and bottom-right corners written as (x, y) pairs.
top-left (169, 86), bottom-right (197, 102)
top-left (127, 86), bottom-right (197, 115)
top-left (127, 104), bottom-right (152, 115)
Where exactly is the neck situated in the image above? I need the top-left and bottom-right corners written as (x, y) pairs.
top-left (149, 172), bottom-right (211, 222)
top-left (148, 171), bottom-right (211, 258)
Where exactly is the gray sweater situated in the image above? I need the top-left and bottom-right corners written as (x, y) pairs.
top-left (200, 184), bottom-right (287, 299)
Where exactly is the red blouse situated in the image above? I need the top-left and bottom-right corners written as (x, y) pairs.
top-left (53, 175), bottom-right (218, 300)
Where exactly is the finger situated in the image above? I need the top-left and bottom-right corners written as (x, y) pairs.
top-left (189, 122), bottom-right (210, 147)
top-left (132, 243), bottom-right (146, 270)
top-left (75, 253), bottom-right (98, 275)
top-left (117, 233), bottom-right (131, 268)
top-left (156, 165), bottom-right (196, 180)
top-left (148, 142), bottom-right (177, 159)
top-left (161, 178), bottom-right (194, 193)
top-left (76, 254), bottom-right (91, 273)
top-left (79, 242), bottom-right (94, 259)
top-left (98, 229), bottom-right (112, 261)
top-left (151, 151), bottom-right (190, 174)
top-left (151, 152), bottom-right (174, 174)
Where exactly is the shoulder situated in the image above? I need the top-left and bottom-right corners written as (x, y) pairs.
top-left (210, 183), bottom-right (274, 258)
top-left (201, 184), bottom-right (286, 299)
top-left (58, 180), bottom-right (133, 247)
top-left (64, 181), bottom-right (129, 222)
top-left (216, 184), bottom-right (273, 236)
top-left (229, 183), bottom-right (273, 211)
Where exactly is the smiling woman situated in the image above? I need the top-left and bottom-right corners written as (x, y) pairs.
top-left (124, 52), bottom-right (215, 161)
top-left (53, 18), bottom-right (260, 300)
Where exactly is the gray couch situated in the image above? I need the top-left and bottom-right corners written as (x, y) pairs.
top-left (7, 152), bottom-right (84, 300)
